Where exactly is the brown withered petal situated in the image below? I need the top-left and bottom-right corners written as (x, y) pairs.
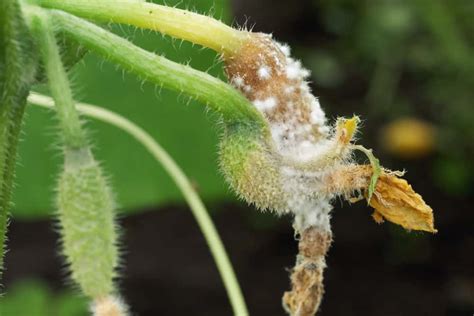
top-left (369, 172), bottom-right (437, 233)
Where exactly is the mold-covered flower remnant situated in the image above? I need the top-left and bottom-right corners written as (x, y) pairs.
top-left (222, 33), bottom-right (436, 316)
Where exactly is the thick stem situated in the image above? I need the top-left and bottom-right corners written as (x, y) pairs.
top-left (283, 226), bottom-right (332, 316)
top-left (0, 99), bottom-right (27, 281)
top-left (35, 0), bottom-right (248, 55)
top-left (48, 9), bottom-right (266, 131)
top-left (0, 0), bottom-right (37, 280)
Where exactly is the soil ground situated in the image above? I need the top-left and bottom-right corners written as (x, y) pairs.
top-left (5, 195), bottom-right (473, 315)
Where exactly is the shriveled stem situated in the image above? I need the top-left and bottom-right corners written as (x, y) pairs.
top-left (28, 92), bottom-right (249, 316)
top-left (283, 226), bottom-right (332, 316)
top-left (35, 0), bottom-right (248, 55)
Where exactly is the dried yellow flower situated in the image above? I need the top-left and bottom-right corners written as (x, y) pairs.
top-left (369, 172), bottom-right (437, 233)
top-left (326, 164), bottom-right (436, 233)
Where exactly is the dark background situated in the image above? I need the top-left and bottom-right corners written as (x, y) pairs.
top-left (2, 0), bottom-right (474, 315)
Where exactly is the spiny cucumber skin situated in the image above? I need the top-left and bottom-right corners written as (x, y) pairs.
top-left (219, 125), bottom-right (287, 213)
top-left (57, 158), bottom-right (118, 298)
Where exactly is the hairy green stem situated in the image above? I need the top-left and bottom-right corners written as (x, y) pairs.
top-left (47, 9), bottom-right (266, 131)
top-left (28, 92), bottom-right (249, 316)
top-left (0, 0), bottom-right (37, 280)
top-left (35, 0), bottom-right (247, 55)
top-left (28, 9), bottom-right (119, 299)
top-left (29, 9), bottom-right (87, 149)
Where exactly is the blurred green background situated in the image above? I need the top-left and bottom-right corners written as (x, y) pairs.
top-left (3, 0), bottom-right (474, 315)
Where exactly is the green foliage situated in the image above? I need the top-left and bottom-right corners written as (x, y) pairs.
top-left (314, 0), bottom-right (474, 193)
top-left (433, 156), bottom-right (472, 196)
top-left (14, 0), bottom-right (234, 218)
top-left (0, 279), bottom-right (87, 316)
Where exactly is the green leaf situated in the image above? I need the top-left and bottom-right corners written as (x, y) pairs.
top-left (0, 279), bottom-right (87, 316)
top-left (0, 280), bottom-right (51, 315)
top-left (353, 145), bottom-right (381, 203)
top-left (367, 154), bottom-right (381, 203)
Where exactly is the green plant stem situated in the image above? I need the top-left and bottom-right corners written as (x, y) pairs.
top-left (48, 9), bottom-right (265, 132)
top-left (0, 0), bottom-right (37, 280)
top-left (351, 145), bottom-right (381, 203)
top-left (29, 9), bottom-right (87, 149)
top-left (28, 92), bottom-right (249, 316)
top-left (35, 0), bottom-right (247, 55)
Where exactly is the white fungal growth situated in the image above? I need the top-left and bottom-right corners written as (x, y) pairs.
top-left (301, 68), bottom-right (311, 79)
top-left (293, 199), bottom-right (332, 233)
top-left (318, 126), bottom-right (330, 135)
top-left (284, 85), bottom-right (295, 95)
top-left (299, 82), bottom-right (311, 94)
top-left (309, 100), bottom-right (326, 126)
top-left (257, 65), bottom-right (271, 80)
top-left (278, 43), bottom-right (291, 57)
top-left (285, 58), bottom-right (312, 81)
top-left (253, 97), bottom-right (277, 112)
top-left (231, 75), bottom-right (244, 88)
top-left (280, 166), bottom-right (334, 232)
top-left (224, 35), bottom-right (358, 232)
top-left (243, 85), bottom-right (252, 92)
top-left (285, 61), bottom-right (301, 80)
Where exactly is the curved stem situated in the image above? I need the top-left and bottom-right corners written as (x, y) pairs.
top-left (351, 145), bottom-right (381, 203)
top-left (35, 0), bottom-right (247, 55)
top-left (28, 92), bottom-right (249, 316)
top-left (47, 9), bottom-right (265, 131)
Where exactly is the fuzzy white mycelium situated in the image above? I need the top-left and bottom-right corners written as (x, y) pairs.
top-left (224, 34), bottom-right (358, 234)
